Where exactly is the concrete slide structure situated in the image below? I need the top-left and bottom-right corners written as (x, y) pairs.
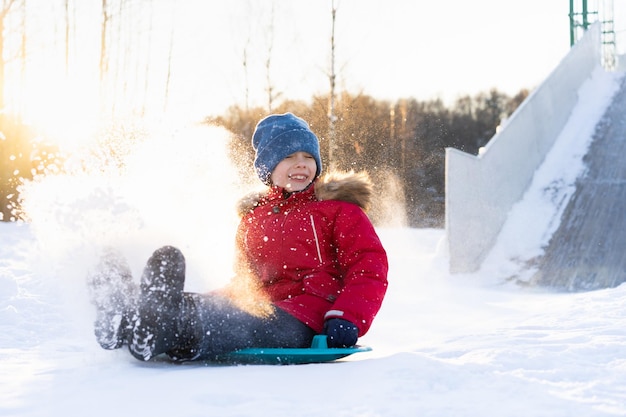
top-left (445, 23), bottom-right (626, 290)
top-left (446, 24), bottom-right (603, 274)
top-left (446, 22), bottom-right (626, 289)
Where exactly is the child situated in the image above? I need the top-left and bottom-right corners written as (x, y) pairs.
top-left (88, 112), bottom-right (389, 362)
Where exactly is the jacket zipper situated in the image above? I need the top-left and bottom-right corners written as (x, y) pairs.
top-left (310, 214), bottom-right (323, 265)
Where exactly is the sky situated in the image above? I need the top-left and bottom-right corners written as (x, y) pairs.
top-left (169, 0), bottom-right (577, 117)
top-left (5, 0), bottom-right (624, 150)
top-left (165, 0), bottom-right (625, 116)
top-left (1, 63), bottom-right (625, 416)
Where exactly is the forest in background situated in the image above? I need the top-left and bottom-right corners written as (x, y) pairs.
top-left (0, 0), bottom-right (529, 226)
top-left (0, 84), bottom-right (528, 226)
top-left (209, 88), bottom-right (527, 227)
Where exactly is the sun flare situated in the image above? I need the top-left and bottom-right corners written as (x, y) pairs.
top-left (16, 72), bottom-right (102, 152)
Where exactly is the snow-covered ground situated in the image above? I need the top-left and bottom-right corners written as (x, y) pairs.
top-left (2, 68), bottom-right (626, 417)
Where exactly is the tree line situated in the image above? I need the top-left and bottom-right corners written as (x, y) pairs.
top-left (208, 87), bottom-right (528, 228)
top-left (0, 0), bottom-right (529, 225)
top-left (0, 85), bottom-right (528, 225)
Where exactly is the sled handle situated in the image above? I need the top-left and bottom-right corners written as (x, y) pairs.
top-left (311, 334), bottom-right (329, 349)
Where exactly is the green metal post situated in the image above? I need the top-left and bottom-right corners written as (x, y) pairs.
top-left (569, 0), bottom-right (575, 46)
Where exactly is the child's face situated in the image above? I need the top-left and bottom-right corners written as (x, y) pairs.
top-left (270, 151), bottom-right (317, 192)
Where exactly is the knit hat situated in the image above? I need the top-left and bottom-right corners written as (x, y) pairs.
top-left (252, 113), bottom-right (323, 185)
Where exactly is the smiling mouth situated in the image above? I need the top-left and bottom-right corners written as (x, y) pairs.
top-left (288, 174), bottom-right (308, 181)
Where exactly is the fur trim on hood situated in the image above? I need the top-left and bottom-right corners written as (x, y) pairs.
top-left (237, 171), bottom-right (373, 216)
top-left (314, 171), bottom-right (372, 210)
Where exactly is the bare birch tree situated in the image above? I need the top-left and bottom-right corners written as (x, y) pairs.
top-left (163, 20), bottom-right (174, 115)
top-left (141, 0), bottom-right (154, 116)
top-left (242, 38), bottom-right (251, 112)
top-left (64, 0), bottom-right (70, 75)
top-left (264, 3), bottom-right (278, 113)
top-left (100, 0), bottom-right (110, 82)
top-left (327, 0), bottom-right (338, 169)
top-left (0, 0), bottom-right (18, 112)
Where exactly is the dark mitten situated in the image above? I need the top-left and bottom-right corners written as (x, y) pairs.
top-left (323, 318), bottom-right (359, 348)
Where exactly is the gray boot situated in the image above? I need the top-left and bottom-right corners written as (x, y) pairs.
top-left (87, 248), bottom-right (137, 350)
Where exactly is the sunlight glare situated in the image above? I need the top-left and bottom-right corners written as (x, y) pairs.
top-left (20, 72), bottom-right (101, 153)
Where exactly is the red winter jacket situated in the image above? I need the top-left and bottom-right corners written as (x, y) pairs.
top-left (233, 172), bottom-right (388, 336)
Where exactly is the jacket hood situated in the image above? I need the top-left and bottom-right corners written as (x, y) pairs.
top-left (237, 170), bottom-right (373, 216)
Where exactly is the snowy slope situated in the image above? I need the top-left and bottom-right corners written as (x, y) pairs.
top-left (2, 69), bottom-right (626, 417)
top-left (3, 223), bottom-right (626, 417)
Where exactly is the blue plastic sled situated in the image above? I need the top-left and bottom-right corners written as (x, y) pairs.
top-left (223, 335), bottom-right (372, 365)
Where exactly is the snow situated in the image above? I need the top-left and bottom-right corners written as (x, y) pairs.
top-left (2, 69), bottom-right (626, 417)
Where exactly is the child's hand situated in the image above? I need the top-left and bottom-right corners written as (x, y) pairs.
top-left (323, 318), bottom-right (359, 347)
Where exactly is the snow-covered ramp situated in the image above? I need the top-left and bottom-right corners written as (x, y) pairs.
top-left (532, 75), bottom-right (626, 290)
